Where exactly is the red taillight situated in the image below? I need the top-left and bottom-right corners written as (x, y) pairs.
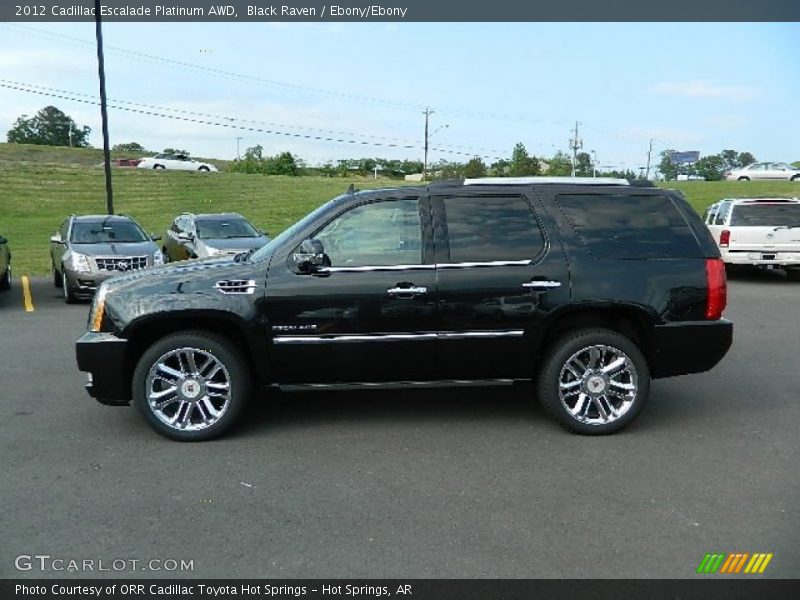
top-left (719, 230), bottom-right (730, 247)
top-left (705, 258), bottom-right (727, 320)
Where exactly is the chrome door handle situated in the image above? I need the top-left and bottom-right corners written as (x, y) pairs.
top-left (522, 280), bottom-right (561, 289)
top-left (387, 286), bottom-right (427, 296)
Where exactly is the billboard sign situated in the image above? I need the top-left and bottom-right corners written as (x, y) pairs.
top-left (669, 151), bottom-right (700, 165)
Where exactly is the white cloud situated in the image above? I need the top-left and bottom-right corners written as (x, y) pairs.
top-left (650, 80), bottom-right (759, 102)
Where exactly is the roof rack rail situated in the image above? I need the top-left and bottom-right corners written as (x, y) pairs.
top-left (463, 176), bottom-right (631, 186)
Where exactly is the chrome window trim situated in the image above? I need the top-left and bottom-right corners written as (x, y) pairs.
top-left (273, 330), bottom-right (524, 345)
top-left (318, 260), bottom-right (532, 273)
top-left (435, 259), bottom-right (532, 268)
top-left (318, 264), bottom-right (434, 273)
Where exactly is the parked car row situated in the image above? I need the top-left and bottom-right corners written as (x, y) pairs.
top-left (49, 212), bottom-right (269, 303)
top-left (703, 197), bottom-right (800, 280)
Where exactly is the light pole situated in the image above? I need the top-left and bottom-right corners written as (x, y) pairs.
top-left (591, 150), bottom-right (597, 177)
top-left (236, 137), bottom-right (243, 160)
top-left (94, 0), bottom-right (113, 214)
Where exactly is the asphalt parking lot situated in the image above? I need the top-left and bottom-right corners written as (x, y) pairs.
top-left (1, 272), bottom-right (798, 579)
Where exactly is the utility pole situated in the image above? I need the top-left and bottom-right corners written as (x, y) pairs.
top-left (569, 121), bottom-right (583, 177)
top-left (236, 136), bottom-right (243, 160)
top-left (422, 107), bottom-right (433, 180)
top-left (94, 0), bottom-right (113, 215)
top-left (645, 138), bottom-right (654, 180)
top-left (591, 150), bottom-right (597, 178)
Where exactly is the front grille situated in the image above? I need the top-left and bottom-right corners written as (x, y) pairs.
top-left (94, 256), bottom-right (148, 272)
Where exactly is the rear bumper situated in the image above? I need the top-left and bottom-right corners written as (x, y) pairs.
top-left (650, 319), bottom-right (733, 378)
top-left (75, 331), bottom-right (131, 405)
top-left (722, 250), bottom-right (800, 267)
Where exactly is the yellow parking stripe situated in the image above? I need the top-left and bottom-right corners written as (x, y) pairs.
top-left (758, 554), bottom-right (773, 574)
top-left (21, 275), bottom-right (35, 312)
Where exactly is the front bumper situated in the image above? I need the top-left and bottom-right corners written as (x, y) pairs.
top-left (75, 331), bottom-right (130, 405)
top-left (65, 269), bottom-right (122, 297)
top-left (650, 319), bottom-right (733, 378)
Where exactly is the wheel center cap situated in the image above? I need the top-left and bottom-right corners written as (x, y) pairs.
top-left (586, 375), bottom-right (606, 394)
top-left (180, 379), bottom-right (202, 399)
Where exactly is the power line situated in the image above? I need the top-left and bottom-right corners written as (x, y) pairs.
top-left (0, 80), bottom-right (510, 161)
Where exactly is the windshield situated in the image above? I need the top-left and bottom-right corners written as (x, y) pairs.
top-left (71, 221), bottom-right (148, 243)
top-left (730, 204), bottom-right (800, 227)
top-left (196, 218), bottom-right (259, 239)
top-left (249, 198), bottom-right (341, 263)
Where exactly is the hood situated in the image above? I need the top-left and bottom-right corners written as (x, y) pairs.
top-left (71, 241), bottom-right (158, 256)
top-left (199, 236), bottom-right (269, 251)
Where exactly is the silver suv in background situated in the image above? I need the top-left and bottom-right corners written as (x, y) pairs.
top-left (50, 215), bottom-right (165, 302)
top-left (703, 197), bottom-right (800, 280)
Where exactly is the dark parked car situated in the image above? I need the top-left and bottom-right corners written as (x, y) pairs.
top-left (162, 212), bottom-right (270, 262)
top-left (50, 215), bottom-right (164, 302)
top-left (0, 234), bottom-right (11, 291)
top-left (76, 177), bottom-right (732, 441)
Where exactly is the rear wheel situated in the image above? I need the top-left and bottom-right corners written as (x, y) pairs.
top-left (53, 261), bottom-right (62, 288)
top-left (132, 331), bottom-right (251, 441)
top-left (154, 164), bottom-right (165, 170)
top-left (198, 166), bottom-right (210, 172)
top-left (537, 328), bottom-right (650, 435)
top-left (786, 268), bottom-right (800, 282)
top-left (0, 266), bottom-right (10, 291)
top-left (791, 175), bottom-right (799, 182)
top-left (738, 176), bottom-right (750, 181)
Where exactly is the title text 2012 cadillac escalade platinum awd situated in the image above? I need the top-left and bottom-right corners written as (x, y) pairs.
top-left (75, 177), bottom-right (732, 441)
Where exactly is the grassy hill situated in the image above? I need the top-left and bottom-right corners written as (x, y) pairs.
top-left (1, 142), bottom-right (799, 275)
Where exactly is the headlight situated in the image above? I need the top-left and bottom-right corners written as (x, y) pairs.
top-left (153, 250), bottom-right (165, 266)
top-left (68, 252), bottom-right (92, 273)
top-left (89, 283), bottom-right (109, 332)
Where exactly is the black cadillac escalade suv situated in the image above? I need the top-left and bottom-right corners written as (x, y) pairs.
top-left (75, 177), bottom-right (732, 441)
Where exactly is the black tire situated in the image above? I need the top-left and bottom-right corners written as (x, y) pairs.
top-left (537, 328), bottom-right (650, 435)
top-left (0, 267), bottom-right (10, 291)
top-left (198, 166), bottom-right (210, 172)
top-left (791, 175), bottom-right (800, 182)
top-left (132, 331), bottom-right (251, 441)
top-left (154, 164), bottom-right (165, 170)
top-left (738, 176), bottom-right (750, 181)
top-left (62, 270), bottom-right (77, 303)
top-left (786, 268), bottom-right (800, 282)
top-left (53, 262), bottom-right (62, 288)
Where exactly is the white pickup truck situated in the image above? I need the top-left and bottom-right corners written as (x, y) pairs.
top-left (703, 197), bottom-right (800, 280)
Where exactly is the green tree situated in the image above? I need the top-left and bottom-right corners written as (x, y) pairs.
top-left (658, 150), bottom-right (679, 181)
top-left (575, 152), bottom-right (593, 177)
top-left (694, 154), bottom-right (726, 181)
top-left (264, 151), bottom-right (299, 176)
top-left (546, 151), bottom-right (572, 176)
top-left (792, 161), bottom-right (800, 169)
top-left (509, 142), bottom-right (540, 176)
top-left (7, 106), bottom-right (90, 147)
top-left (463, 156), bottom-right (487, 178)
top-left (162, 147), bottom-right (190, 156)
top-left (738, 152), bottom-right (756, 167)
top-left (490, 158), bottom-right (510, 176)
top-left (112, 142), bottom-right (147, 153)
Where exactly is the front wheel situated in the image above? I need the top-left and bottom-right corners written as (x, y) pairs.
top-left (786, 268), bottom-right (800, 282)
top-left (132, 331), bottom-right (251, 441)
top-left (537, 328), bottom-right (650, 435)
top-left (198, 166), bottom-right (210, 172)
top-left (62, 270), bottom-right (77, 303)
top-left (738, 176), bottom-right (750, 181)
top-left (791, 175), bottom-right (799, 182)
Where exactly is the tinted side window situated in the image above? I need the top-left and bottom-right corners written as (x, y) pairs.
top-left (315, 198), bottom-right (422, 267)
top-left (713, 202), bottom-right (731, 225)
top-left (557, 193), bottom-right (701, 259)
top-left (441, 195), bottom-right (544, 263)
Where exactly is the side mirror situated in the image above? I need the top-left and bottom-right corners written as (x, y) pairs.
top-left (0, 236), bottom-right (7, 244)
top-left (151, 234), bottom-right (162, 241)
top-left (292, 238), bottom-right (329, 273)
top-left (50, 234), bottom-right (63, 244)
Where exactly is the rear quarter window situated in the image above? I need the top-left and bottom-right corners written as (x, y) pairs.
top-left (730, 203), bottom-right (800, 226)
top-left (557, 193), bottom-right (702, 259)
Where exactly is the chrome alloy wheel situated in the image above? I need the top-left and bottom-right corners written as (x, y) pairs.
top-left (558, 344), bottom-right (638, 425)
top-left (146, 347), bottom-right (232, 432)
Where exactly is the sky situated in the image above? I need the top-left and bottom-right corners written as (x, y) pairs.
top-left (0, 21), bottom-right (798, 171)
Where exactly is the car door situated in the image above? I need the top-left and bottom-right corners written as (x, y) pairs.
top-left (432, 189), bottom-right (570, 380)
top-left (264, 193), bottom-right (437, 384)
